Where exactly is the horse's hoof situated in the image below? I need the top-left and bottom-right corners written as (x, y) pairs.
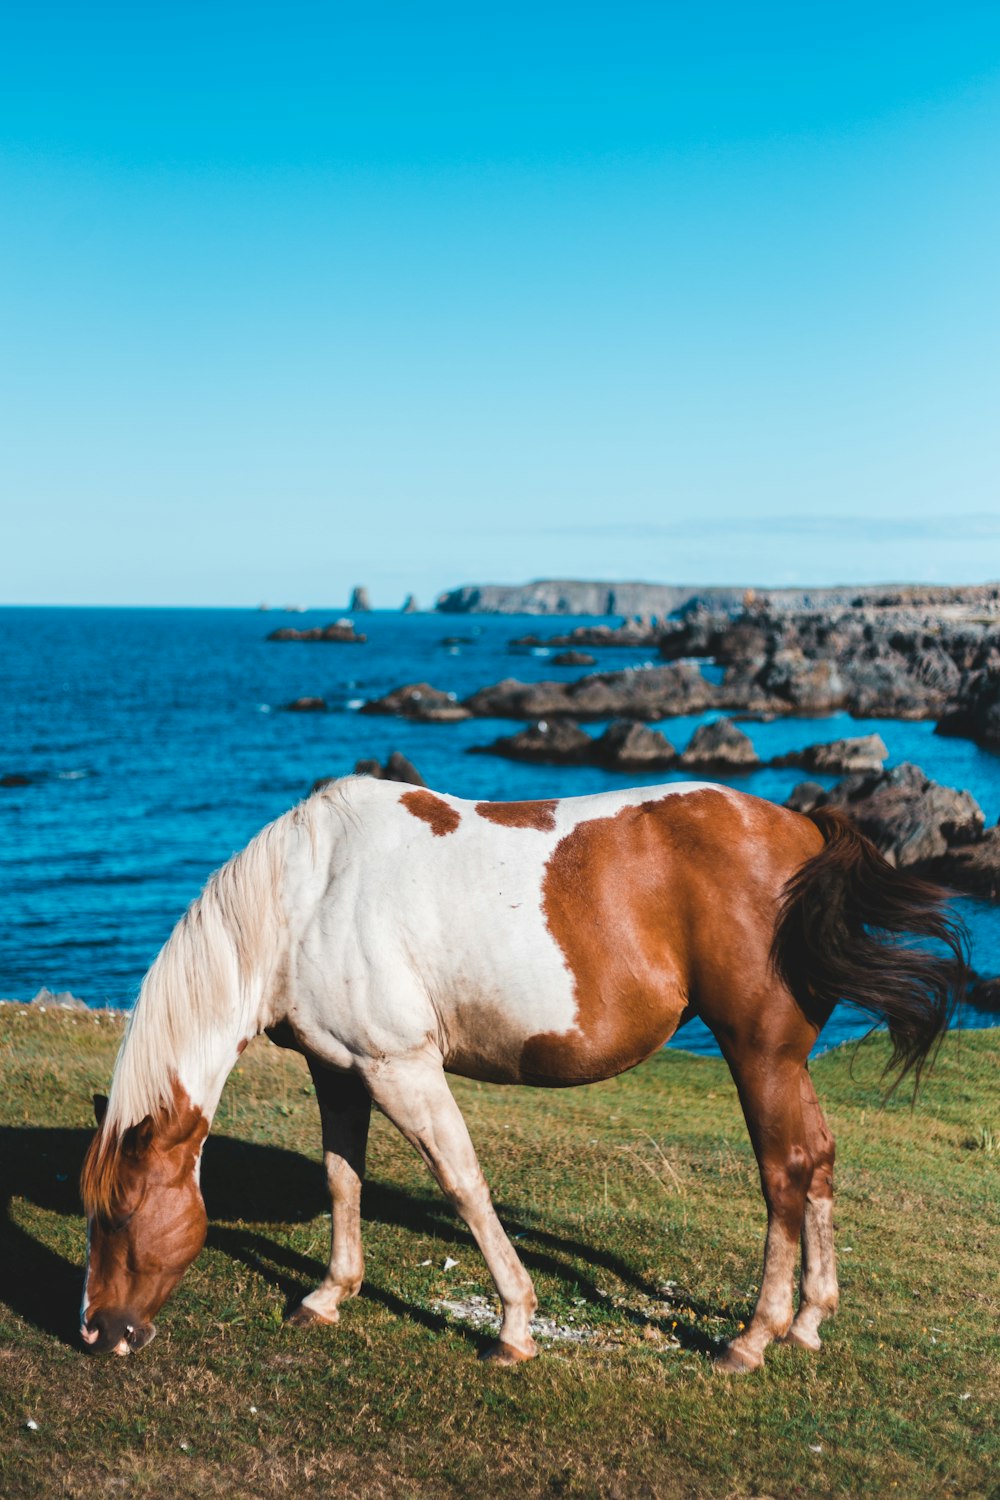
top-left (713, 1343), bottom-right (762, 1375)
top-left (480, 1338), bottom-right (538, 1366)
top-left (285, 1302), bottom-right (338, 1328)
top-left (780, 1327), bottom-right (822, 1352)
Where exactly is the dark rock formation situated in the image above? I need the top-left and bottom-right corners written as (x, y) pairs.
top-left (512, 621), bottom-right (661, 649)
top-left (771, 735), bottom-right (888, 774)
top-left (353, 752), bottom-right (425, 786)
top-left (663, 602), bottom-right (1000, 721)
top-left (462, 663), bottom-right (716, 721)
top-left (268, 619), bottom-right (366, 643)
top-left (469, 719), bottom-right (594, 765)
top-left (1, 773), bottom-right (31, 787)
top-left (680, 719), bottom-right (759, 771)
top-left (401, 594), bottom-right (419, 614)
top-left (284, 696), bottom-right (327, 713)
top-left (592, 721), bottom-right (677, 770)
top-left (360, 682), bottom-right (471, 722)
top-left (552, 651), bottom-right (597, 667)
top-left (784, 762), bottom-right (999, 896)
top-left (350, 586), bottom-right (371, 612)
top-left (936, 667), bottom-right (1000, 749)
top-left (785, 780), bottom-right (827, 814)
top-left (968, 973), bottom-right (1000, 1013)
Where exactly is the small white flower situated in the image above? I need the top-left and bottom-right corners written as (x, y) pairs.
top-left (249, 1406), bottom-right (258, 1415)
top-left (25, 1419), bottom-right (39, 1431)
top-left (443, 1257), bottom-right (459, 1271)
top-left (959, 1393), bottom-right (972, 1401)
top-left (809, 1443), bottom-right (823, 1454)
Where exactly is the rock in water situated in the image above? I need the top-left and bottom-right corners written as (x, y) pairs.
top-left (401, 594), bottom-right (419, 614)
top-left (268, 619), bottom-right (366, 643)
top-left (592, 721), bottom-right (677, 770)
top-left (360, 682), bottom-right (471, 722)
top-left (680, 719), bottom-right (760, 770)
top-left (936, 667), bottom-right (1000, 749)
top-left (350, 586), bottom-right (371, 612)
top-left (284, 697), bottom-right (327, 713)
top-left (353, 752), bottom-right (426, 786)
top-left (772, 735), bottom-right (888, 774)
top-left (552, 650), bottom-right (597, 667)
top-left (785, 762), bottom-right (985, 870)
top-left (469, 720), bottom-right (594, 765)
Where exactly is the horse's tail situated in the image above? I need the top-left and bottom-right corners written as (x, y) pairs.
top-left (770, 807), bottom-right (969, 1088)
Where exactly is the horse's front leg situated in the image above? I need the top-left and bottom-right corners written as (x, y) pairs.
top-left (287, 1061), bottom-right (371, 1326)
top-left (364, 1055), bottom-right (538, 1364)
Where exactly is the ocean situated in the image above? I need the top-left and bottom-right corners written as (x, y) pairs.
top-left (2, 606), bottom-right (997, 1056)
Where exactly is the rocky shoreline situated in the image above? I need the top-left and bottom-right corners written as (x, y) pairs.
top-left (360, 596), bottom-right (1000, 742)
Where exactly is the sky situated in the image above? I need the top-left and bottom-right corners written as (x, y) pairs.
top-left (2, 3), bottom-right (999, 607)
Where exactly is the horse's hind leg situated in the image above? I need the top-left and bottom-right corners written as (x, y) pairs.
top-left (364, 1057), bottom-right (538, 1364)
top-left (711, 1027), bottom-right (816, 1374)
top-left (782, 1069), bottom-right (838, 1351)
top-left (288, 1061), bottom-right (372, 1326)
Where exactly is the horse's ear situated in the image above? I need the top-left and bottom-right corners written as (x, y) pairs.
top-left (93, 1093), bottom-right (108, 1125)
top-left (122, 1116), bottom-right (155, 1158)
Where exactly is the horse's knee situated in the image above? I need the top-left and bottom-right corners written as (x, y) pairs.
top-left (763, 1143), bottom-right (813, 1221)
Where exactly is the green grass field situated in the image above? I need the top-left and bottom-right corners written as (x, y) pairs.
top-left (1, 1006), bottom-right (997, 1499)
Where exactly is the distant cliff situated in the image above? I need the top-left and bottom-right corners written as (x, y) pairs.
top-left (434, 579), bottom-right (999, 617)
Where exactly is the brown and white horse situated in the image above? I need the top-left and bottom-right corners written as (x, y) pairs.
top-left (80, 776), bottom-right (964, 1371)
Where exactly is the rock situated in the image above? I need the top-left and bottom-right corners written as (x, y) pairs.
top-left (968, 972), bottom-right (1000, 1013)
top-left (360, 682), bottom-right (471, 722)
top-left (592, 721), bottom-right (677, 770)
top-left (353, 752), bottom-right (426, 786)
top-left (936, 667), bottom-right (1000, 749)
top-left (440, 635), bottom-right (475, 646)
top-left (463, 663), bottom-right (717, 721)
top-left (1, 773), bottom-right (31, 787)
top-left (284, 697), bottom-right (327, 713)
top-left (552, 651), bottom-right (597, 667)
top-left (268, 619), bottom-right (366, 643)
top-left (511, 622), bottom-right (660, 649)
top-left (349, 586), bottom-right (371, 612)
top-left (922, 825), bottom-right (1000, 902)
top-left (680, 719), bottom-right (760, 770)
top-left (772, 735), bottom-right (889, 774)
top-left (468, 719), bottom-right (594, 765)
top-left (785, 762), bottom-right (985, 870)
top-left (401, 594), bottom-right (419, 613)
top-left (784, 781), bottom-right (827, 814)
top-left (30, 987), bottom-right (88, 1010)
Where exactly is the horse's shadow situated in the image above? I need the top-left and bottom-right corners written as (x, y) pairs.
top-left (0, 1125), bottom-right (722, 1357)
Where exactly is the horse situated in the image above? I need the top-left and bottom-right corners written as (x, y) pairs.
top-left (80, 775), bottom-right (964, 1371)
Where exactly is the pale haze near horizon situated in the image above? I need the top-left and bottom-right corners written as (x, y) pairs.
top-left (2, 5), bottom-right (999, 609)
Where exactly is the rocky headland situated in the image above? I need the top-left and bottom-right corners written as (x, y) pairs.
top-left (436, 579), bottom-right (1000, 618)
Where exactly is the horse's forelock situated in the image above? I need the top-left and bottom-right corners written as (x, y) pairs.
top-left (81, 1124), bottom-right (125, 1221)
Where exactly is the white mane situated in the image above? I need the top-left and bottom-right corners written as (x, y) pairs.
top-left (101, 798), bottom-right (308, 1135)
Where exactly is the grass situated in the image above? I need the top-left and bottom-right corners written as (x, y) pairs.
top-left (0, 1006), bottom-right (997, 1499)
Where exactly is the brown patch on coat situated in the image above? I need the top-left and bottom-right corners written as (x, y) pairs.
top-left (400, 789), bottom-right (461, 836)
top-left (520, 789), bottom-right (825, 1086)
top-left (475, 799), bottom-right (558, 831)
top-left (81, 1079), bottom-right (210, 1346)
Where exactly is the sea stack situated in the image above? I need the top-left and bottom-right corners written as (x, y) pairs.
top-left (350, 585), bottom-right (372, 612)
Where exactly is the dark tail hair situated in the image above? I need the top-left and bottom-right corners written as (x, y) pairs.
top-left (771, 808), bottom-right (969, 1089)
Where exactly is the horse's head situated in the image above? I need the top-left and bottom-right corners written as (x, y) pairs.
top-left (80, 1090), bottom-right (209, 1355)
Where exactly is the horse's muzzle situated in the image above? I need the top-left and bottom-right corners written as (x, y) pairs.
top-left (81, 1312), bottom-right (156, 1355)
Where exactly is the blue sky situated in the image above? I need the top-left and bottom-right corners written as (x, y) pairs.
top-left (2, 4), bottom-right (999, 606)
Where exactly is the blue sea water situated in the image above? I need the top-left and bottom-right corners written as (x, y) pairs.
top-left (1, 606), bottom-right (997, 1057)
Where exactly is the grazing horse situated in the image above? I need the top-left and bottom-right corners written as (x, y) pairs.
top-left (80, 777), bottom-right (963, 1370)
